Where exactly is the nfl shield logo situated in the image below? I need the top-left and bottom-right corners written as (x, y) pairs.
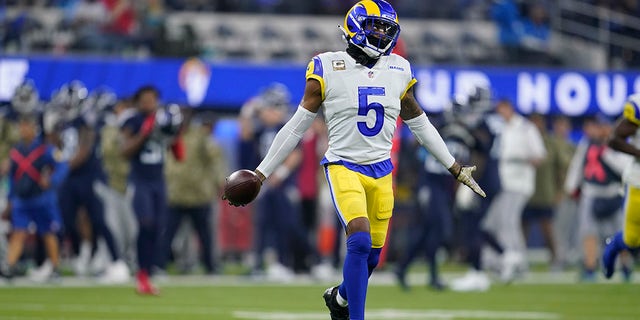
top-left (368, 71), bottom-right (374, 78)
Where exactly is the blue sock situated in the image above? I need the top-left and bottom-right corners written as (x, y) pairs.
top-left (613, 231), bottom-right (631, 251)
top-left (367, 248), bottom-right (382, 277)
top-left (337, 232), bottom-right (371, 320)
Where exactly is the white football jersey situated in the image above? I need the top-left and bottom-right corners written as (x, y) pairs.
top-left (622, 93), bottom-right (640, 187)
top-left (306, 51), bottom-right (415, 165)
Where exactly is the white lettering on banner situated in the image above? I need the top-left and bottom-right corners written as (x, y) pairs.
top-left (555, 72), bottom-right (590, 116)
top-left (0, 59), bottom-right (29, 101)
top-left (415, 69), bottom-right (450, 112)
top-left (596, 74), bottom-right (627, 116)
top-left (454, 71), bottom-right (491, 97)
top-left (517, 72), bottom-right (550, 114)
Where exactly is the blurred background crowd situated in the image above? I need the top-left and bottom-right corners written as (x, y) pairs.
top-left (1, 0), bottom-right (640, 67)
top-left (0, 0), bottom-right (639, 290)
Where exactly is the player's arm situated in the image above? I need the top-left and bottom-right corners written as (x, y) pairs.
top-left (120, 115), bottom-right (155, 159)
top-left (400, 85), bottom-right (486, 197)
top-left (254, 79), bottom-right (322, 182)
top-left (68, 125), bottom-right (95, 169)
top-left (609, 118), bottom-right (640, 157)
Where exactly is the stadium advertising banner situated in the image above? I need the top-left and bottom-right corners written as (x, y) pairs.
top-left (1, 56), bottom-right (639, 116)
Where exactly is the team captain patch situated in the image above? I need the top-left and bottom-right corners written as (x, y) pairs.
top-left (332, 60), bottom-right (346, 70)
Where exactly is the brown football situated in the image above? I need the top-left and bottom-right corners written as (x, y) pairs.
top-left (223, 169), bottom-right (262, 206)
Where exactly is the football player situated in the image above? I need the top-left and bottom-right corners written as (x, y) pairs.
top-left (54, 82), bottom-right (130, 283)
top-left (602, 94), bottom-right (640, 279)
top-left (120, 85), bottom-right (184, 295)
top-left (240, 1), bottom-right (485, 319)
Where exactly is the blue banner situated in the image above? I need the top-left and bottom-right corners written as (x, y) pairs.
top-left (1, 56), bottom-right (638, 116)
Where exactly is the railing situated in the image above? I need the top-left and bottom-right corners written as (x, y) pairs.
top-left (552, 0), bottom-right (640, 66)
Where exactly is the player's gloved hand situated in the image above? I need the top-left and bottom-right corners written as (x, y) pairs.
top-left (448, 162), bottom-right (486, 198)
top-left (141, 113), bottom-right (156, 137)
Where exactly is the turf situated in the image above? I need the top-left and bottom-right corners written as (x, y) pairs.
top-left (0, 280), bottom-right (636, 320)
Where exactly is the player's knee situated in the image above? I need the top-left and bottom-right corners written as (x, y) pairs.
top-left (347, 232), bottom-right (372, 255)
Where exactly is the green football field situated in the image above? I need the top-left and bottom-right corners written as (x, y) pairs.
top-left (0, 273), bottom-right (636, 320)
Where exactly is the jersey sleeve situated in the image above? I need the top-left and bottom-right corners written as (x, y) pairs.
top-left (623, 98), bottom-right (640, 126)
top-left (400, 60), bottom-right (417, 100)
top-left (305, 56), bottom-right (326, 101)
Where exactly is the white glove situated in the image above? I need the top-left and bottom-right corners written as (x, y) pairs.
top-left (449, 163), bottom-right (486, 198)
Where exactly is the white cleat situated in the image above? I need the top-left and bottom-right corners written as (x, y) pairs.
top-left (500, 251), bottom-right (525, 283)
top-left (98, 260), bottom-right (130, 284)
top-left (266, 263), bottom-right (295, 283)
top-left (311, 262), bottom-right (335, 282)
top-left (29, 260), bottom-right (53, 283)
top-left (450, 270), bottom-right (491, 292)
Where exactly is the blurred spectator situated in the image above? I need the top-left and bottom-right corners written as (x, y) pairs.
top-left (239, 83), bottom-right (314, 280)
top-left (294, 116), bottom-right (328, 274)
top-left (549, 115), bottom-right (579, 270)
top-left (522, 114), bottom-right (561, 268)
top-left (98, 98), bottom-right (137, 265)
top-left (482, 99), bottom-right (546, 283)
top-left (0, 113), bottom-right (68, 281)
top-left (64, 0), bottom-right (109, 52)
top-left (564, 115), bottom-right (632, 281)
top-left (159, 110), bottom-right (226, 275)
top-left (101, 0), bottom-right (137, 52)
top-left (395, 102), bottom-right (474, 291)
top-left (491, 0), bottom-right (524, 62)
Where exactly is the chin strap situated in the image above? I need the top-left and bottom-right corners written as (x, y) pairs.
top-left (346, 43), bottom-right (378, 67)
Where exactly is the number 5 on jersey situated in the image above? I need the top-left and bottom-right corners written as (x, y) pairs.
top-left (358, 86), bottom-right (385, 136)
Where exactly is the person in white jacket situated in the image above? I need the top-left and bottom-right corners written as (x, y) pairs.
top-left (482, 99), bottom-right (546, 283)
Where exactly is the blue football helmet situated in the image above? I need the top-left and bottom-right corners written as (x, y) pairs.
top-left (11, 79), bottom-right (40, 115)
top-left (260, 82), bottom-right (291, 109)
top-left (50, 80), bottom-right (89, 122)
top-left (342, 0), bottom-right (401, 58)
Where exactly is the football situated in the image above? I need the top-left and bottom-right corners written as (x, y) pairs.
top-left (223, 169), bottom-right (262, 206)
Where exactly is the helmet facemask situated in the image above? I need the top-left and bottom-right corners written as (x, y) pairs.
top-left (349, 16), bottom-right (399, 58)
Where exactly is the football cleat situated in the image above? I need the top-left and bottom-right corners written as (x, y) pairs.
top-left (602, 233), bottom-right (622, 279)
top-left (136, 270), bottom-right (160, 296)
top-left (342, 0), bottom-right (400, 59)
top-left (323, 286), bottom-right (349, 320)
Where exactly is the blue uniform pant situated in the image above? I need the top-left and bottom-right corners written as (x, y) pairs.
top-left (59, 174), bottom-right (119, 261)
top-left (397, 173), bottom-right (453, 284)
top-left (130, 178), bottom-right (168, 273)
top-left (157, 205), bottom-right (215, 273)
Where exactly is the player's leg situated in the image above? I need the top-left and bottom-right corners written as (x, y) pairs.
top-left (35, 197), bottom-right (63, 277)
top-left (365, 172), bottom-right (393, 279)
top-left (87, 178), bottom-right (121, 263)
top-left (58, 181), bottom-right (81, 259)
top-left (394, 180), bottom-right (430, 290)
top-left (156, 206), bottom-right (184, 272)
top-left (424, 181), bottom-right (451, 289)
top-left (130, 181), bottom-right (157, 293)
top-left (189, 206), bottom-right (215, 274)
top-left (152, 182), bottom-right (169, 275)
top-left (578, 194), bottom-right (599, 280)
top-left (324, 164), bottom-right (371, 320)
top-left (1, 205), bottom-right (31, 278)
top-left (603, 185), bottom-right (640, 278)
